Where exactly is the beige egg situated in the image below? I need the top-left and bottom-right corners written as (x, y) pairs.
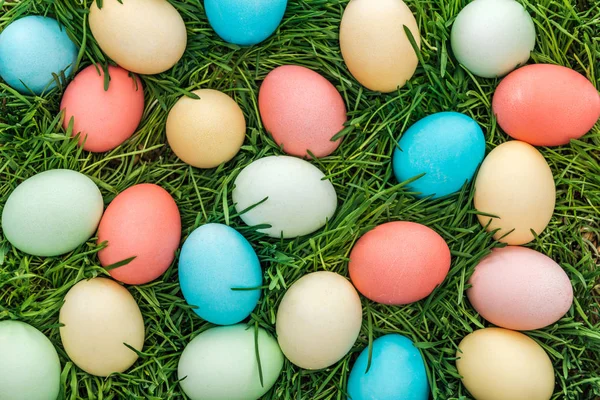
top-left (89, 0), bottom-right (187, 75)
top-left (166, 89), bottom-right (246, 169)
top-left (456, 328), bottom-right (554, 400)
top-left (59, 278), bottom-right (145, 377)
top-left (276, 271), bottom-right (362, 370)
top-left (474, 141), bottom-right (555, 245)
top-left (339, 0), bottom-right (421, 93)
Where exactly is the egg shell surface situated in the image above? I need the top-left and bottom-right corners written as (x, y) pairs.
top-left (392, 112), bottom-right (485, 198)
top-left (1, 169), bottom-right (104, 257)
top-left (178, 324), bottom-right (284, 400)
top-left (258, 65), bottom-right (347, 158)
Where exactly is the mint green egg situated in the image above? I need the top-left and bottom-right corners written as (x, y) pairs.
top-left (1, 169), bottom-right (104, 257)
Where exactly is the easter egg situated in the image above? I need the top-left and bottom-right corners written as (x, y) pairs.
top-left (204, 0), bottom-right (287, 46)
top-left (1, 169), bottom-right (104, 257)
top-left (60, 65), bottom-right (144, 152)
top-left (178, 223), bottom-right (262, 325)
top-left (232, 156), bottom-right (337, 238)
top-left (178, 324), bottom-right (283, 400)
top-left (97, 184), bottom-right (181, 285)
top-left (59, 278), bottom-right (145, 377)
top-left (349, 221), bottom-right (451, 305)
top-left (392, 112), bottom-right (485, 198)
top-left (347, 334), bottom-right (429, 400)
top-left (451, 0), bottom-right (535, 78)
top-left (89, 0), bottom-right (187, 75)
top-left (456, 328), bottom-right (554, 400)
top-left (0, 321), bottom-right (61, 400)
top-left (339, 0), bottom-right (420, 93)
top-left (167, 89), bottom-right (246, 168)
top-left (276, 271), bottom-right (362, 369)
top-left (474, 141), bottom-right (555, 245)
top-left (258, 65), bottom-right (347, 158)
top-left (0, 16), bottom-right (78, 94)
top-left (492, 64), bottom-right (600, 146)
top-left (467, 246), bottom-right (572, 331)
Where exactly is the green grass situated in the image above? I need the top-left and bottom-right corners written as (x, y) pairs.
top-left (1, 0), bottom-right (599, 399)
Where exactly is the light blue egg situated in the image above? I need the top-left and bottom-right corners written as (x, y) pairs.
top-left (0, 16), bottom-right (78, 94)
top-left (179, 223), bottom-right (262, 325)
top-left (347, 334), bottom-right (429, 400)
top-left (204, 0), bottom-right (287, 46)
top-left (392, 112), bottom-right (485, 198)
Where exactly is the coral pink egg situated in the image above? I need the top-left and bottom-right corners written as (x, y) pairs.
top-left (258, 65), bottom-right (347, 158)
top-left (349, 221), bottom-right (451, 305)
top-left (60, 64), bottom-right (144, 152)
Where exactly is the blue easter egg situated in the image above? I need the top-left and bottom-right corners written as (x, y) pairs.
top-left (0, 16), bottom-right (78, 94)
top-left (392, 112), bottom-right (485, 198)
top-left (204, 0), bottom-right (287, 46)
top-left (347, 334), bottom-right (429, 400)
top-left (179, 223), bottom-right (262, 325)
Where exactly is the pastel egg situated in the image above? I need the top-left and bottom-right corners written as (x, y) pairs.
top-left (392, 112), bottom-right (485, 198)
top-left (451, 0), bottom-right (535, 78)
top-left (89, 0), bottom-right (187, 75)
top-left (178, 324), bottom-right (283, 400)
top-left (0, 16), bottom-right (78, 94)
top-left (474, 141), bottom-right (555, 245)
top-left (349, 221), bottom-right (451, 305)
top-left (456, 328), bottom-right (554, 400)
top-left (0, 321), bottom-right (61, 400)
top-left (347, 334), bottom-right (429, 400)
top-left (59, 278), bottom-right (145, 377)
top-left (60, 65), bottom-right (145, 152)
top-left (276, 271), bottom-right (362, 369)
top-left (492, 64), bottom-right (600, 146)
top-left (258, 65), bottom-right (347, 158)
top-left (98, 184), bottom-right (181, 285)
top-left (467, 246), bottom-right (572, 331)
top-left (1, 169), bottom-right (104, 257)
top-left (340, 0), bottom-right (420, 93)
top-left (178, 223), bottom-right (262, 325)
top-left (205, 0), bottom-right (287, 46)
top-left (166, 89), bottom-right (246, 168)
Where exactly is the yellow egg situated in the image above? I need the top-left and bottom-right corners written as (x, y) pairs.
top-left (474, 141), bottom-right (555, 245)
top-left (89, 0), bottom-right (187, 75)
top-left (456, 328), bottom-right (554, 400)
top-left (339, 0), bottom-right (420, 93)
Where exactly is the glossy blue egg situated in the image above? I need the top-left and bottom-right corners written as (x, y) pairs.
top-left (179, 223), bottom-right (262, 325)
top-left (204, 0), bottom-right (287, 46)
top-left (347, 334), bottom-right (429, 400)
top-left (392, 112), bottom-right (485, 198)
top-left (0, 16), bottom-right (78, 94)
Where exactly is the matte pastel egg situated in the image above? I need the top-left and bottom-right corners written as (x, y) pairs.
top-left (276, 271), bottom-right (362, 370)
top-left (456, 328), bottom-right (554, 400)
top-left (340, 0), bottom-right (421, 92)
top-left (349, 221), bottom-right (451, 305)
top-left (0, 321), bottom-right (61, 400)
top-left (0, 16), bottom-right (78, 94)
top-left (1, 169), bottom-right (104, 257)
top-left (98, 184), bottom-right (181, 285)
top-left (60, 65), bottom-right (144, 152)
top-left (347, 334), bottom-right (429, 400)
top-left (89, 0), bottom-right (187, 75)
top-left (178, 223), bottom-right (262, 325)
top-left (392, 112), bottom-right (485, 198)
top-left (492, 64), bottom-right (600, 146)
top-left (59, 278), bottom-right (145, 377)
top-left (178, 324), bottom-right (284, 400)
top-left (474, 141), bottom-right (555, 245)
top-left (259, 65), bottom-right (347, 158)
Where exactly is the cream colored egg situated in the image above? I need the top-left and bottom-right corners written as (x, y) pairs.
top-left (89, 0), bottom-right (187, 75)
top-left (166, 89), bottom-right (246, 169)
